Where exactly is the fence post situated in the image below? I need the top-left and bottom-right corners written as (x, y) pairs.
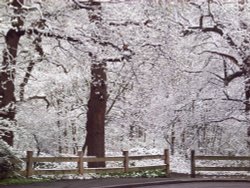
top-left (164, 149), bottom-right (170, 177)
top-left (78, 151), bottom-right (84, 175)
top-left (26, 151), bottom-right (33, 177)
top-left (191, 150), bottom-right (195, 178)
top-left (123, 150), bottom-right (129, 173)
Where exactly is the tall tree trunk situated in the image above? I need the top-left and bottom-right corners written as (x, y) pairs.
top-left (86, 60), bottom-right (107, 167)
top-left (244, 57), bottom-right (250, 150)
top-left (244, 57), bottom-right (250, 112)
top-left (0, 0), bottom-right (25, 146)
top-left (82, 1), bottom-right (107, 168)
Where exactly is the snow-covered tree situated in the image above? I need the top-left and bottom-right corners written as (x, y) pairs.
top-left (1, 0), bottom-right (249, 164)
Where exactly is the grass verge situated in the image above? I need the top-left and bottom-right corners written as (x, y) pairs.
top-left (0, 177), bottom-right (51, 185)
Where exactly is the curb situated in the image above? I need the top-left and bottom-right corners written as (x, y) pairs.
top-left (95, 178), bottom-right (250, 188)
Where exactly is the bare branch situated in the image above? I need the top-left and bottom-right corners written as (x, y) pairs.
top-left (202, 26), bottom-right (223, 36)
top-left (206, 117), bottom-right (247, 123)
top-left (106, 82), bottom-right (129, 115)
top-left (19, 36), bottom-right (44, 101)
top-left (199, 50), bottom-right (240, 67)
top-left (225, 71), bottom-right (244, 85)
top-left (182, 70), bottom-right (203, 74)
top-left (26, 28), bottom-right (83, 44)
top-left (50, 61), bottom-right (69, 74)
top-left (222, 91), bottom-right (243, 103)
top-left (208, 71), bottom-right (224, 81)
top-left (109, 21), bottom-right (140, 26)
top-left (72, 0), bottom-right (94, 10)
top-left (19, 60), bottom-right (35, 101)
top-left (26, 96), bottom-right (50, 108)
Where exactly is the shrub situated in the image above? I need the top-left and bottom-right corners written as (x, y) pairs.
top-left (0, 140), bottom-right (22, 179)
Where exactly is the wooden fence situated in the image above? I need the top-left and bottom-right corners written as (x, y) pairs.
top-left (15, 149), bottom-right (170, 177)
top-left (191, 150), bottom-right (250, 178)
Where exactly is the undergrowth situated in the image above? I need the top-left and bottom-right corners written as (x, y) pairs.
top-left (100, 169), bottom-right (167, 178)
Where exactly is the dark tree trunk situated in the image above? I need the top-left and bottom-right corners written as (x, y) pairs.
top-left (81, 1), bottom-right (107, 168)
top-left (0, 0), bottom-right (24, 146)
top-left (244, 57), bottom-right (250, 112)
top-left (86, 61), bottom-right (107, 167)
top-left (244, 57), bottom-right (250, 149)
top-left (0, 29), bottom-right (24, 146)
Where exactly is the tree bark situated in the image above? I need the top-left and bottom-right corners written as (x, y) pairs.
top-left (244, 57), bottom-right (250, 112)
top-left (86, 61), bottom-right (107, 167)
top-left (244, 57), bottom-right (250, 150)
top-left (0, 30), bottom-right (24, 146)
top-left (81, 1), bottom-right (107, 168)
top-left (0, 0), bottom-right (24, 146)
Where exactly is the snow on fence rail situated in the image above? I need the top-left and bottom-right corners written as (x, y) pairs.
top-left (191, 150), bottom-right (250, 178)
top-left (13, 149), bottom-right (170, 177)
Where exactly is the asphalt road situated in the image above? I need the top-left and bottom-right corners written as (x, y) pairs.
top-left (1, 179), bottom-right (250, 188)
top-left (0, 178), bottom-right (168, 188)
top-left (141, 182), bottom-right (250, 188)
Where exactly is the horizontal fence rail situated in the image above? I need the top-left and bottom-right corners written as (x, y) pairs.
top-left (191, 150), bottom-right (250, 178)
top-left (16, 149), bottom-right (170, 177)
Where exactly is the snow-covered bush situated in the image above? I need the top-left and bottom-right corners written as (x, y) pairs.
top-left (0, 140), bottom-right (22, 179)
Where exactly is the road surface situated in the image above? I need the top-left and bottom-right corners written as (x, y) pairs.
top-left (1, 179), bottom-right (250, 188)
top-left (141, 182), bottom-right (250, 188)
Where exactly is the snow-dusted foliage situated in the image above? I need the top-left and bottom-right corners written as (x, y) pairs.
top-left (0, 140), bottom-right (22, 178)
